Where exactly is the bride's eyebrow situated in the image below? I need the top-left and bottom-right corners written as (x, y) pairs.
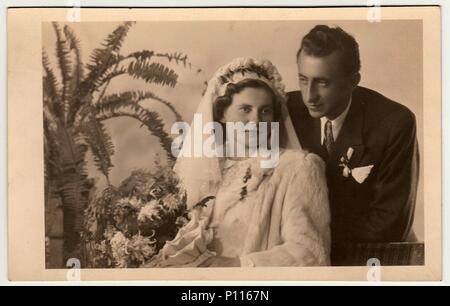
top-left (237, 102), bottom-right (252, 107)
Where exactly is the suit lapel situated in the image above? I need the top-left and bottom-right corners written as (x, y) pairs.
top-left (330, 96), bottom-right (365, 168)
top-left (311, 118), bottom-right (327, 160)
top-left (301, 113), bottom-right (325, 160)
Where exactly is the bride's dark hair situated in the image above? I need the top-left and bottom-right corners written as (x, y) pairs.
top-left (212, 78), bottom-right (281, 123)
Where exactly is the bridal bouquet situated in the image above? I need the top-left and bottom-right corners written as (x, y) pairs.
top-left (82, 160), bottom-right (215, 268)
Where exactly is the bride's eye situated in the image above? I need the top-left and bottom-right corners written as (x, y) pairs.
top-left (240, 106), bottom-right (252, 113)
top-left (261, 107), bottom-right (273, 115)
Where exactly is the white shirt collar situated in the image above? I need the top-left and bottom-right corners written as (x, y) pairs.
top-left (320, 95), bottom-right (352, 145)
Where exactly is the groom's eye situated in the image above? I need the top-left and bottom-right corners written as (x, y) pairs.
top-left (299, 77), bottom-right (308, 85)
top-left (317, 79), bottom-right (330, 87)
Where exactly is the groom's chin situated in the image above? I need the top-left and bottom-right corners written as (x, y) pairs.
top-left (307, 109), bottom-right (324, 119)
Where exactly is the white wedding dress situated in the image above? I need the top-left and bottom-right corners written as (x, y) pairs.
top-left (205, 150), bottom-right (331, 266)
top-left (208, 158), bottom-right (260, 258)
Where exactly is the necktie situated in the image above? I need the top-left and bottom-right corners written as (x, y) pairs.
top-left (324, 120), bottom-right (335, 154)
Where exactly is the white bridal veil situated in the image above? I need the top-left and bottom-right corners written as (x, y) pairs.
top-left (174, 57), bottom-right (302, 208)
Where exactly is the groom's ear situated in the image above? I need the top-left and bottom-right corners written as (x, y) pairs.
top-left (351, 72), bottom-right (361, 89)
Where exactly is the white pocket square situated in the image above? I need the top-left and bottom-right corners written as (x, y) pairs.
top-left (351, 165), bottom-right (374, 184)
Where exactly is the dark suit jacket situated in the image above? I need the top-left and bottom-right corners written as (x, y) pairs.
top-left (287, 86), bottom-right (419, 245)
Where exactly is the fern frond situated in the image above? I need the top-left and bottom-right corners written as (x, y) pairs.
top-left (94, 67), bottom-right (127, 91)
top-left (80, 116), bottom-right (115, 182)
top-left (97, 90), bottom-right (183, 122)
top-left (82, 22), bottom-right (135, 96)
top-left (125, 51), bottom-right (191, 68)
top-left (126, 50), bottom-right (155, 61)
top-left (89, 50), bottom-right (189, 93)
top-left (42, 50), bottom-right (63, 119)
top-left (43, 102), bottom-right (60, 132)
top-left (63, 25), bottom-right (84, 86)
top-left (96, 104), bottom-right (175, 162)
top-left (144, 92), bottom-right (183, 122)
top-left (52, 22), bottom-right (73, 124)
top-left (155, 52), bottom-right (190, 68)
top-left (43, 117), bottom-right (63, 182)
top-left (97, 91), bottom-right (145, 107)
top-left (103, 21), bottom-right (135, 52)
top-left (127, 60), bottom-right (178, 87)
top-left (63, 25), bottom-right (85, 124)
top-left (72, 86), bottom-right (138, 130)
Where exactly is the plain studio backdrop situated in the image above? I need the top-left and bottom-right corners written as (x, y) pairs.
top-left (42, 19), bottom-right (424, 241)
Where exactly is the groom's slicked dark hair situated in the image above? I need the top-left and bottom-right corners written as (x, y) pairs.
top-left (297, 25), bottom-right (361, 76)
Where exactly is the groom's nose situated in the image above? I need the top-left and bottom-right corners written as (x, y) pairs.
top-left (305, 83), bottom-right (320, 103)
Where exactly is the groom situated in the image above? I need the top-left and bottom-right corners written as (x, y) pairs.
top-left (287, 25), bottom-right (419, 262)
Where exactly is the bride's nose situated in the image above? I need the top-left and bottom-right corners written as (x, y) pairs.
top-left (247, 110), bottom-right (261, 124)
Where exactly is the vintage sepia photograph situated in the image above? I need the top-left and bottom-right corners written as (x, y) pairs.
top-left (7, 7), bottom-right (441, 281)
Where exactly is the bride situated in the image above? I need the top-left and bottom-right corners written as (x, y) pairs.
top-left (153, 57), bottom-right (331, 267)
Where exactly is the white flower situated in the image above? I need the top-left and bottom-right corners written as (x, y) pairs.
top-left (128, 196), bottom-right (142, 209)
top-left (110, 231), bottom-right (127, 248)
top-left (110, 231), bottom-right (129, 268)
top-left (138, 200), bottom-right (161, 222)
top-left (116, 196), bottom-right (142, 209)
top-left (162, 194), bottom-right (180, 213)
top-left (210, 57), bottom-right (287, 103)
top-left (129, 234), bottom-right (156, 263)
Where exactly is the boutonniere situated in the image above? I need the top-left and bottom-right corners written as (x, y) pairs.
top-left (339, 147), bottom-right (374, 184)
